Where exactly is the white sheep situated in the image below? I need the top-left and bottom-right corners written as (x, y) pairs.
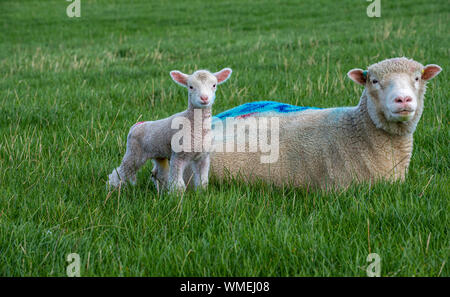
top-left (108, 68), bottom-right (232, 192)
top-left (204, 57), bottom-right (442, 190)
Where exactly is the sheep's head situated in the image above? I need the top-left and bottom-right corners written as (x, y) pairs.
top-left (348, 57), bottom-right (442, 135)
top-left (170, 68), bottom-right (232, 109)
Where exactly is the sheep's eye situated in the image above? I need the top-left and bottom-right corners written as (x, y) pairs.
top-left (189, 86), bottom-right (193, 89)
top-left (372, 79), bottom-right (378, 84)
top-left (415, 77), bottom-right (419, 81)
top-left (213, 84), bottom-right (216, 88)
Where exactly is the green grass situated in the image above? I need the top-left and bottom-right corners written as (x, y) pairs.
top-left (0, 0), bottom-right (448, 276)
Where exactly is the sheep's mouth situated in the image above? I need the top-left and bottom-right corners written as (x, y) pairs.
top-left (390, 109), bottom-right (415, 121)
top-left (393, 110), bottom-right (414, 115)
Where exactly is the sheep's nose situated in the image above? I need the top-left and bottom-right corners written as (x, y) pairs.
top-left (394, 96), bottom-right (413, 104)
top-left (200, 95), bottom-right (208, 102)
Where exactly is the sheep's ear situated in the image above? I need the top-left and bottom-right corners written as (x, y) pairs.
top-left (422, 64), bottom-right (442, 81)
top-left (170, 70), bottom-right (188, 87)
top-left (347, 69), bottom-right (366, 86)
top-left (214, 68), bottom-right (232, 85)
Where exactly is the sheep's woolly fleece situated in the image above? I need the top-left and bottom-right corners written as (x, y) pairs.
top-left (368, 57), bottom-right (423, 78)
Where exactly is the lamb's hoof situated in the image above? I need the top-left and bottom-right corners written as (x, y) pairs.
top-left (153, 180), bottom-right (168, 196)
top-left (151, 172), bottom-right (168, 195)
top-left (151, 176), bottom-right (162, 194)
top-left (107, 170), bottom-right (124, 189)
top-left (168, 183), bottom-right (186, 195)
top-left (200, 181), bottom-right (209, 190)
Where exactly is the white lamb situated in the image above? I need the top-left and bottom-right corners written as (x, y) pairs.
top-left (205, 57), bottom-right (442, 190)
top-left (108, 68), bottom-right (233, 192)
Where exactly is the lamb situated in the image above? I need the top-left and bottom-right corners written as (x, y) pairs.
top-left (108, 68), bottom-right (232, 192)
top-left (203, 57), bottom-right (441, 190)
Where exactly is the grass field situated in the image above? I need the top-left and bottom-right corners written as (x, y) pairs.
top-left (0, 0), bottom-right (448, 276)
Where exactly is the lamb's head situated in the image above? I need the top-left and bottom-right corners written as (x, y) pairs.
top-left (348, 57), bottom-right (442, 135)
top-left (170, 68), bottom-right (232, 109)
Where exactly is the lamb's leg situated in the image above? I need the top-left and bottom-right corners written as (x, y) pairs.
top-left (191, 155), bottom-right (210, 190)
top-left (108, 132), bottom-right (147, 188)
top-left (190, 162), bottom-right (201, 189)
top-left (151, 158), bottom-right (169, 193)
top-left (168, 154), bottom-right (189, 193)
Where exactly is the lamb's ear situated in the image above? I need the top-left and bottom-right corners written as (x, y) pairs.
top-left (214, 68), bottom-right (232, 85)
top-left (422, 64), bottom-right (442, 81)
top-left (170, 70), bottom-right (188, 87)
top-left (347, 69), bottom-right (366, 86)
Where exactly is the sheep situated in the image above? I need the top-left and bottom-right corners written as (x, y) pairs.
top-left (108, 68), bottom-right (232, 192)
top-left (202, 57), bottom-right (441, 190)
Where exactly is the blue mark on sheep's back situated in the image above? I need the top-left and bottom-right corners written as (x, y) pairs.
top-left (214, 101), bottom-right (321, 120)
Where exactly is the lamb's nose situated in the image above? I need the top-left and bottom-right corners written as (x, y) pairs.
top-left (200, 95), bottom-right (208, 102)
top-left (394, 96), bottom-right (413, 104)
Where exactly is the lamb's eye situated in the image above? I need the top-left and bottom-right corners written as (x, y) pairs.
top-left (189, 86), bottom-right (193, 89)
top-left (372, 79), bottom-right (378, 84)
top-left (213, 84), bottom-right (216, 88)
top-left (415, 77), bottom-right (419, 81)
